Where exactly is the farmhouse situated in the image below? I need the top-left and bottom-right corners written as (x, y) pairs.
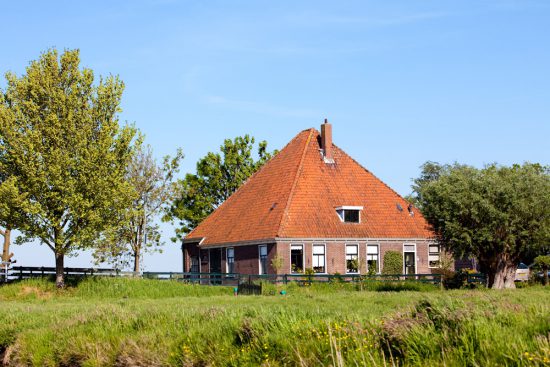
top-left (182, 121), bottom-right (438, 275)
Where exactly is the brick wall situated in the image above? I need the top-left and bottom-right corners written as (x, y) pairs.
top-left (185, 239), bottom-right (447, 275)
top-left (276, 239), bottom-right (441, 275)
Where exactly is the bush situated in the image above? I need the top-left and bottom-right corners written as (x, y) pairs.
top-left (382, 251), bottom-right (403, 275)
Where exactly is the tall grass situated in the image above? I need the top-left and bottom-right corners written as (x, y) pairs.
top-left (0, 278), bottom-right (548, 366)
top-left (0, 277), bottom-right (232, 301)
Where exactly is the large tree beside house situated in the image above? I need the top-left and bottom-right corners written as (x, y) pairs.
top-left (93, 143), bottom-right (183, 272)
top-left (166, 135), bottom-right (276, 242)
top-left (0, 49), bottom-right (136, 287)
top-left (411, 162), bottom-right (550, 289)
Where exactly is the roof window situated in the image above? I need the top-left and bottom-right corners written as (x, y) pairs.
top-left (336, 206), bottom-right (363, 223)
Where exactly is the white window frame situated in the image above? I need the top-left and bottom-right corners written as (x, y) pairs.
top-left (345, 244), bottom-right (360, 274)
top-left (312, 244), bottom-right (326, 274)
top-left (259, 245), bottom-right (268, 275)
top-left (335, 206), bottom-right (363, 223)
top-left (366, 244), bottom-right (380, 274)
top-left (290, 244), bottom-right (305, 273)
top-left (428, 243), bottom-right (441, 269)
top-left (226, 247), bottom-right (235, 274)
top-left (403, 243), bottom-right (417, 274)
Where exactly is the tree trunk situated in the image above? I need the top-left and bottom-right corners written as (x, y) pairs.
top-left (133, 251), bottom-right (140, 275)
top-left (1, 228), bottom-right (11, 262)
top-left (491, 254), bottom-right (517, 289)
top-left (55, 252), bottom-right (65, 288)
top-left (544, 267), bottom-right (549, 286)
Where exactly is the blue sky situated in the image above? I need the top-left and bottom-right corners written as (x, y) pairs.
top-left (1, 0), bottom-right (549, 271)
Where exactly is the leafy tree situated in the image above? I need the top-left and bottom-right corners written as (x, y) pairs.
top-left (412, 162), bottom-right (550, 289)
top-left (166, 135), bottom-right (276, 241)
top-left (533, 255), bottom-right (550, 286)
top-left (0, 49), bottom-right (136, 287)
top-left (93, 143), bottom-right (183, 272)
top-left (407, 161), bottom-right (446, 209)
top-left (382, 251), bottom-right (403, 275)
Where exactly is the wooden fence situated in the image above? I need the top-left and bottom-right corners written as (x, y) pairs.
top-left (3, 266), bottom-right (487, 288)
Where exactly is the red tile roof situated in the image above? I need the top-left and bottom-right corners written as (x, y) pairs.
top-left (186, 128), bottom-right (434, 246)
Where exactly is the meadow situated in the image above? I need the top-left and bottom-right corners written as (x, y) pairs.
top-left (0, 278), bottom-right (549, 367)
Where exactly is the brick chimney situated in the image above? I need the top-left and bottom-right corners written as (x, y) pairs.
top-left (321, 119), bottom-right (333, 162)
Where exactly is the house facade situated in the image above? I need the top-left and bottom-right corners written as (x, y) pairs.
top-left (182, 122), bottom-right (439, 276)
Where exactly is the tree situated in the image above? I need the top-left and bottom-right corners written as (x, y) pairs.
top-left (166, 135), bottom-right (276, 241)
top-left (412, 162), bottom-right (550, 289)
top-left (533, 255), bottom-right (550, 286)
top-left (93, 143), bottom-right (183, 272)
top-left (0, 49), bottom-right (136, 287)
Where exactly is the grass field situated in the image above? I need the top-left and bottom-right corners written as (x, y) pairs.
top-left (0, 278), bottom-right (549, 366)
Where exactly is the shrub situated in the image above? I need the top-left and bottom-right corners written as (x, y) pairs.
top-left (329, 272), bottom-right (344, 283)
top-left (382, 251), bottom-right (403, 275)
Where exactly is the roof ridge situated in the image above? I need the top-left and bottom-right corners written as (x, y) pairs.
top-left (276, 128), bottom-right (315, 237)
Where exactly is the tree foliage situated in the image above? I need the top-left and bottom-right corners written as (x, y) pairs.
top-left (93, 143), bottom-right (183, 272)
top-left (0, 49), bottom-right (136, 286)
top-left (412, 162), bottom-right (550, 289)
top-left (533, 255), bottom-right (550, 286)
top-left (382, 251), bottom-right (403, 275)
top-left (166, 135), bottom-right (276, 241)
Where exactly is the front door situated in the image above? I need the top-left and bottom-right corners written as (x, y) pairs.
top-left (404, 252), bottom-right (416, 275)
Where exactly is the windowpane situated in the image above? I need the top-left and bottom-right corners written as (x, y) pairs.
top-left (227, 248), bottom-right (235, 274)
top-left (291, 245), bottom-right (304, 273)
top-left (367, 245), bottom-right (378, 254)
top-left (259, 245), bottom-right (268, 274)
top-left (190, 257), bottom-right (199, 273)
top-left (312, 245), bottom-right (325, 273)
top-left (313, 245), bottom-right (325, 255)
top-left (428, 244), bottom-right (440, 268)
top-left (346, 244), bottom-right (359, 273)
top-left (404, 244), bottom-right (416, 252)
top-left (367, 245), bottom-right (379, 273)
top-left (346, 245), bottom-right (358, 255)
top-left (344, 210), bottom-right (360, 223)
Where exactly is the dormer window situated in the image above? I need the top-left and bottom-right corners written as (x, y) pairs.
top-left (336, 206), bottom-right (363, 223)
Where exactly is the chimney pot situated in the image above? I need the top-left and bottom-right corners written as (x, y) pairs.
top-left (321, 119), bottom-right (333, 162)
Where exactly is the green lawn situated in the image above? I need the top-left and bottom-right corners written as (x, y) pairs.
top-left (0, 278), bottom-right (549, 366)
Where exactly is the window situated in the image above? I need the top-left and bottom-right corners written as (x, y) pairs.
top-left (346, 244), bottom-right (359, 273)
top-left (428, 244), bottom-right (440, 268)
top-left (226, 248), bottom-right (235, 274)
top-left (403, 243), bottom-right (416, 275)
top-left (312, 244), bottom-right (326, 273)
top-left (367, 244), bottom-right (379, 273)
top-left (336, 206), bottom-right (363, 223)
top-left (190, 256), bottom-right (199, 273)
top-left (259, 245), bottom-right (268, 275)
top-left (290, 245), bottom-right (304, 273)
